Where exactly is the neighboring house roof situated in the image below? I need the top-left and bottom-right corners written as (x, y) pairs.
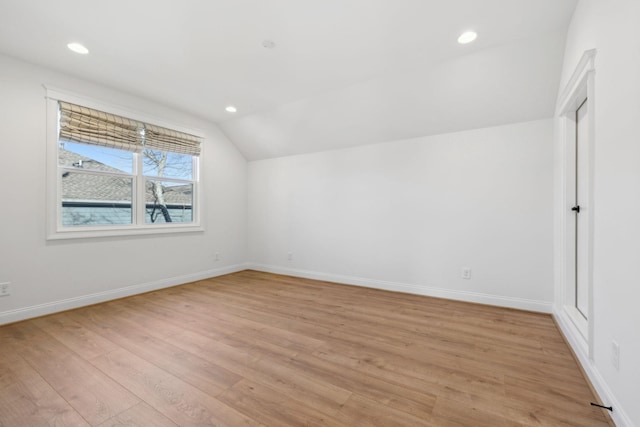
top-left (60, 148), bottom-right (192, 205)
top-left (157, 184), bottom-right (193, 205)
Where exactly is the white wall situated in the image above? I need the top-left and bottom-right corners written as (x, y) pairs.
top-left (248, 119), bottom-right (554, 312)
top-left (554, 1), bottom-right (640, 426)
top-left (0, 54), bottom-right (248, 324)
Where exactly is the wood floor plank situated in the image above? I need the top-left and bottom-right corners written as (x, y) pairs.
top-left (164, 329), bottom-right (352, 417)
top-left (218, 379), bottom-right (346, 427)
top-left (334, 394), bottom-right (434, 427)
top-left (133, 291), bottom-right (327, 358)
top-left (431, 396), bottom-right (514, 427)
top-left (90, 348), bottom-right (260, 427)
top-left (0, 270), bottom-right (611, 426)
top-left (96, 402), bottom-right (178, 427)
top-left (261, 350), bottom-right (438, 420)
top-left (2, 322), bottom-right (140, 426)
top-left (65, 308), bottom-right (242, 397)
top-left (31, 312), bottom-right (119, 360)
top-left (311, 337), bottom-right (506, 400)
top-left (502, 375), bottom-right (613, 426)
top-left (190, 278), bottom-right (580, 388)
top-left (0, 350), bottom-right (90, 427)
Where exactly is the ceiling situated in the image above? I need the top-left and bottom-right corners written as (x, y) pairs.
top-left (0, 0), bottom-right (578, 160)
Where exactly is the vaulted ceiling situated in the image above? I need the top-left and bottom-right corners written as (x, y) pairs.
top-left (0, 0), bottom-right (577, 160)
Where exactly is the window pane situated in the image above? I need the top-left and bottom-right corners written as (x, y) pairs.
top-left (145, 179), bottom-right (193, 224)
top-left (59, 141), bottom-right (133, 173)
top-left (142, 149), bottom-right (193, 180)
top-left (61, 172), bottom-right (133, 226)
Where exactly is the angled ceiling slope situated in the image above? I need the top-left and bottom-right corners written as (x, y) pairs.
top-left (0, 0), bottom-right (577, 160)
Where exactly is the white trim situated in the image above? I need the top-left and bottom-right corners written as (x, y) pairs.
top-left (248, 264), bottom-right (553, 313)
top-left (0, 264), bottom-right (248, 326)
top-left (46, 224), bottom-right (205, 240)
top-left (134, 150), bottom-right (145, 225)
top-left (555, 49), bottom-right (597, 358)
top-left (554, 308), bottom-right (634, 427)
top-left (46, 97), bottom-right (60, 240)
top-left (556, 49), bottom-right (596, 115)
top-left (564, 304), bottom-right (588, 346)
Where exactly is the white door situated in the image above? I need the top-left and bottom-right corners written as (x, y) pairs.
top-left (574, 99), bottom-right (589, 319)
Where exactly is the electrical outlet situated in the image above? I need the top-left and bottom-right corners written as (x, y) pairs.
top-left (462, 268), bottom-right (472, 280)
top-left (611, 341), bottom-right (620, 370)
top-left (287, 252), bottom-right (293, 261)
top-left (0, 282), bottom-right (10, 297)
top-left (214, 252), bottom-right (220, 261)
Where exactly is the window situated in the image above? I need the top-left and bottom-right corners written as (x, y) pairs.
top-left (46, 90), bottom-right (203, 239)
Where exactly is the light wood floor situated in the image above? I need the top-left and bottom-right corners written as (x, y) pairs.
top-left (0, 270), bottom-right (611, 426)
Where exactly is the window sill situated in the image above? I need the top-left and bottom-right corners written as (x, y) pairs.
top-left (47, 224), bottom-right (204, 240)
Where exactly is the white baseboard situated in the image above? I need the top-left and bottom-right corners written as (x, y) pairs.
top-left (0, 263), bottom-right (248, 326)
top-left (554, 307), bottom-right (633, 427)
top-left (248, 263), bottom-right (553, 313)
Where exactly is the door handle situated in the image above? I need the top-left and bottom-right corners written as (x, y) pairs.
top-left (571, 206), bottom-right (581, 213)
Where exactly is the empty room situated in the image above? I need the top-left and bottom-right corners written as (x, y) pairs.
top-left (0, 0), bottom-right (638, 425)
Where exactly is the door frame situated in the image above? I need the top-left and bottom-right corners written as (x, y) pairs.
top-left (556, 49), bottom-right (596, 358)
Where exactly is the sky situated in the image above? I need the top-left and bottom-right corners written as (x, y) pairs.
top-left (60, 141), bottom-right (193, 180)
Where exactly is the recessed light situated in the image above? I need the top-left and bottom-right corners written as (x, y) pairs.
top-left (457, 31), bottom-right (477, 44)
top-left (225, 105), bottom-right (237, 113)
top-left (67, 42), bottom-right (89, 54)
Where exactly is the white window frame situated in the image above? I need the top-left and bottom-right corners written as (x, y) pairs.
top-left (46, 87), bottom-right (204, 240)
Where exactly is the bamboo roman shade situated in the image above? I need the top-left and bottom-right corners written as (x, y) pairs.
top-left (59, 101), bottom-right (202, 156)
top-left (144, 123), bottom-right (202, 155)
